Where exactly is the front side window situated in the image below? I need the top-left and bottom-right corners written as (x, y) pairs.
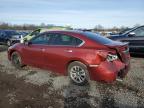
top-left (50, 33), bottom-right (83, 46)
top-left (133, 27), bottom-right (144, 37)
top-left (30, 33), bottom-right (50, 45)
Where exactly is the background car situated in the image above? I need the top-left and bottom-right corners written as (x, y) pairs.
top-left (0, 30), bottom-right (21, 46)
top-left (108, 26), bottom-right (144, 54)
top-left (19, 31), bottom-right (29, 36)
top-left (8, 30), bottom-right (130, 85)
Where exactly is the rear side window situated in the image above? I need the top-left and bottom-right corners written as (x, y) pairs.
top-left (49, 33), bottom-right (83, 46)
top-left (83, 32), bottom-right (113, 44)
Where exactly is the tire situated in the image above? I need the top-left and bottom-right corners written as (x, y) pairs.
top-left (7, 40), bottom-right (11, 46)
top-left (11, 52), bottom-right (23, 68)
top-left (68, 61), bottom-right (89, 86)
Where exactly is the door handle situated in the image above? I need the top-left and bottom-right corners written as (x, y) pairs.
top-left (64, 49), bottom-right (73, 53)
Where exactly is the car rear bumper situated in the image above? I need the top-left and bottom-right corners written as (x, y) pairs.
top-left (89, 60), bottom-right (130, 83)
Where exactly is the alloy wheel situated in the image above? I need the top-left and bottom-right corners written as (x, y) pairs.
top-left (70, 65), bottom-right (86, 84)
top-left (11, 52), bottom-right (23, 68)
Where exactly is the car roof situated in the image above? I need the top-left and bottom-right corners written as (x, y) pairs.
top-left (38, 27), bottom-right (71, 33)
top-left (44, 30), bottom-right (86, 34)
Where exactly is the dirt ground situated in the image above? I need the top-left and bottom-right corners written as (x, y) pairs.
top-left (0, 45), bottom-right (144, 108)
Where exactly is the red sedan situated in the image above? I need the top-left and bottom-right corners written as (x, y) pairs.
top-left (8, 30), bottom-right (130, 85)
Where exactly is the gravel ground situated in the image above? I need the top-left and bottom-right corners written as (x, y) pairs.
top-left (0, 45), bottom-right (144, 108)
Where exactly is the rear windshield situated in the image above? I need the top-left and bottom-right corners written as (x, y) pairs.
top-left (82, 32), bottom-right (113, 44)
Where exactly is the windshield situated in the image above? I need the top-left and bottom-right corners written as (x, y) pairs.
top-left (82, 32), bottom-right (114, 44)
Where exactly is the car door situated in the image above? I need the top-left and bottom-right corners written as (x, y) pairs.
top-left (22, 33), bottom-right (49, 67)
top-left (43, 33), bottom-right (82, 74)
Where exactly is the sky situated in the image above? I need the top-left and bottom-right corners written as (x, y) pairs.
top-left (0, 0), bottom-right (144, 28)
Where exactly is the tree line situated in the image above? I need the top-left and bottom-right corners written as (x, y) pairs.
top-left (0, 22), bottom-right (141, 32)
top-left (0, 22), bottom-right (72, 31)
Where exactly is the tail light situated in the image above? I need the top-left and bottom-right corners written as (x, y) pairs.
top-left (96, 51), bottom-right (118, 64)
top-left (107, 54), bottom-right (118, 62)
top-left (95, 51), bottom-right (108, 64)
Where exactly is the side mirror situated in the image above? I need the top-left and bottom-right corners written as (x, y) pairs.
top-left (128, 32), bottom-right (135, 37)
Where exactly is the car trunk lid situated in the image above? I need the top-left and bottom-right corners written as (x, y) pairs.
top-left (104, 41), bottom-right (130, 63)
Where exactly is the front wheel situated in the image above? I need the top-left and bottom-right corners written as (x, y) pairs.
top-left (11, 52), bottom-right (23, 68)
top-left (68, 61), bottom-right (89, 86)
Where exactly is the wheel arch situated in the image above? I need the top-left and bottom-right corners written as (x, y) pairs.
top-left (9, 50), bottom-right (22, 61)
top-left (65, 58), bottom-right (89, 75)
top-left (9, 50), bottom-right (16, 60)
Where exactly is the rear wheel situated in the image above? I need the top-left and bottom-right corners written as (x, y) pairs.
top-left (68, 61), bottom-right (89, 86)
top-left (11, 52), bottom-right (23, 68)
